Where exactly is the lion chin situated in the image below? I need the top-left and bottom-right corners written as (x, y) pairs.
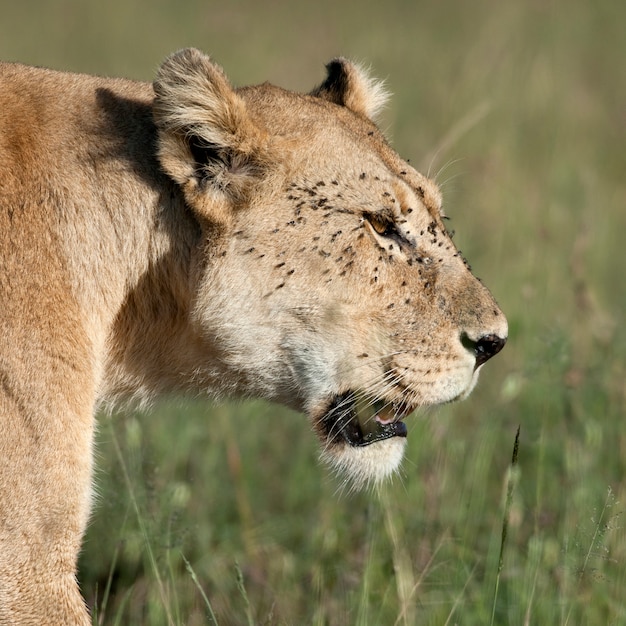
top-left (320, 438), bottom-right (408, 491)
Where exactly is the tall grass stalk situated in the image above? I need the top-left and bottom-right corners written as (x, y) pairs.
top-left (235, 560), bottom-right (255, 626)
top-left (490, 426), bottom-right (521, 626)
top-left (444, 562), bottom-right (478, 626)
top-left (181, 554), bottom-right (219, 626)
top-left (93, 536), bottom-right (122, 626)
top-left (109, 422), bottom-right (176, 626)
top-left (563, 487), bottom-right (617, 626)
top-left (355, 501), bottom-right (377, 626)
top-left (110, 588), bottom-right (135, 626)
top-left (379, 490), bottom-right (417, 626)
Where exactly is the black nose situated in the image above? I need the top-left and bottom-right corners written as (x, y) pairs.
top-left (462, 333), bottom-right (507, 368)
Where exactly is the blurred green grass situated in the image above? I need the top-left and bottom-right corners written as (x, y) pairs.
top-left (2, 0), bottom-right (625, 624)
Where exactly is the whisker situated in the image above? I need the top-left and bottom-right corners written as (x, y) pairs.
top-left (433, 157), bottom-right (465, 184)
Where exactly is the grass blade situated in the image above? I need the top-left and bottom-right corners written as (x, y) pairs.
top-left (490, 425), bottom-right (521, 626)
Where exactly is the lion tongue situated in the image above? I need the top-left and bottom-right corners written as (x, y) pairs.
top-left (374, 404), bottom-right (397, 425)
top-left (354, 398), bottom-right (397, 428)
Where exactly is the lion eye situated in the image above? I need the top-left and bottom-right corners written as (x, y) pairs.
top-left (367, 213), bottom-right (396, 237)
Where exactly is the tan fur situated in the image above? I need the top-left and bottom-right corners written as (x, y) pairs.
top-left (0, 49), bottom-right (507, 624)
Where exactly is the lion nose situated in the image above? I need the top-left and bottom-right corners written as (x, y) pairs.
top-left (461, 333), bottom-right (507, 368)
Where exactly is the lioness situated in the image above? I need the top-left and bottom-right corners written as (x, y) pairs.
top-left (0, 49), bottom-right (506, 624)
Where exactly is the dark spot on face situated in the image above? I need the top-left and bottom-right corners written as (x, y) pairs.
top-left (276, 282), bottom-right (285, 290)
top-left (367, 131), bottom-right (374, 136)
top-left (387, 303), bottom-right (395, 309)
top-left (275, 262), bottom-right (285, 269)
top-left (360, 172), bottom-right (366, 180)
top-left (287, 269), bottom-right (295, 275)
top-left (244, 247), bottom-right (255, 254)
top-left (357, 353), bottom-right (369, 358)
top-left (417, 186), bottom-right (425, 198)
top-left (331, 180), bottom-right (339, 185)
top-left (405, 298), bottom-right (411, 304)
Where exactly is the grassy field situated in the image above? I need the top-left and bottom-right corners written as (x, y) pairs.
top-left (2, 1), bottom-right (625, 624)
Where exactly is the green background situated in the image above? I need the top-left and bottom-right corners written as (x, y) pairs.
top-left (1, 1), bottom-right (625, 624)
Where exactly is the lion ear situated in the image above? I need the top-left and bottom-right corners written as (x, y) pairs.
top-left (153, 48), bottom-right (269, 226)
top-left (311, 58), bottom-right (389, 122)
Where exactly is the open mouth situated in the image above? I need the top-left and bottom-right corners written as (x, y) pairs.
top-left (320, 392), bottom-right (413, 447)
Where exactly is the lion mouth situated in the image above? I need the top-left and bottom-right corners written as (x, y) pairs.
top-left (320, 392), bottom-right (412, 447)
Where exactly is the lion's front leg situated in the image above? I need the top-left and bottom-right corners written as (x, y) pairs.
top-left (0, 393), bottom-right (94, 626)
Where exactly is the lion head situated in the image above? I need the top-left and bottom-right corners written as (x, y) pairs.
top-left (153, 49), bottom-right (507, 488)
